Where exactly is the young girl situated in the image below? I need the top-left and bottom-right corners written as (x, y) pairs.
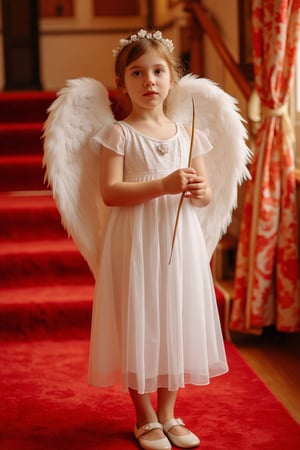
top-left (87, 30), bottom-right (228, 450)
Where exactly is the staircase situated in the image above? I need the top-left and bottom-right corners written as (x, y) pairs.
top-left (0, 91), bottom-right (94, 340)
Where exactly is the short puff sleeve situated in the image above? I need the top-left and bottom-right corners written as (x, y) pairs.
top-left (91, 123), bottom-right (125, 156)
top-left (191, 128), bottom-right (213, 158)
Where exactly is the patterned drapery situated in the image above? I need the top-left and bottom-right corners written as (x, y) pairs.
top-left (230, 0), bottom-right (300, 334)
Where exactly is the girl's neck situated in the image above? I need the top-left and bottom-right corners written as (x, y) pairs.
top-left (124, 111), bottom-right (176, 140)
top-left (126, 106), bottom-right (168, 124)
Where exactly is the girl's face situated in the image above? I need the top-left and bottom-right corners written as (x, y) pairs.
top-left (123, 48), bottom-right (172, 112)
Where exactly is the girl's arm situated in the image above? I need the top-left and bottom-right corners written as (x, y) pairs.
top-left (185, 155), bottom-right (212, 207)
top-left (100, 146), bottom-right (197, 207)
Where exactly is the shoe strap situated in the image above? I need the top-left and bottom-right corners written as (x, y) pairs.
top-left (134, 422), bottom-right (163, 438)
top-left (163, 418), bottom-right (185, 432)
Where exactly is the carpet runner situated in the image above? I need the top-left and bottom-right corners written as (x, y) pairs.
top-left (1, 338), bottom-right (300, 450)
top-left (0, 90), bottom-right (299, 449)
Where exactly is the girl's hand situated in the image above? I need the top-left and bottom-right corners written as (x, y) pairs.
top-left (185, 174), bottom-right (212, 206)
top-left (162, 168), bottom-right (197, 195)
top-left (185, 174), bottom-right (207, 198)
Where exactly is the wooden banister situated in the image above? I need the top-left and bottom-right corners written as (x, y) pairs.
top-left (185, 0), bottom-right (252, 101)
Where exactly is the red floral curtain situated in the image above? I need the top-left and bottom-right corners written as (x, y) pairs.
top-left (230, 0), bottom-right (300, 334)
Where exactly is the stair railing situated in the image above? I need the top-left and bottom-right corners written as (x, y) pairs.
top-left (184, 0), bottom-right (252, 101)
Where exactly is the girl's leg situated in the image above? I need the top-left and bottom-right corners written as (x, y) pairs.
top-left (157, 388), bottom-right (177, 424)
top-left (129, 388), bottom-right (165, 440)
top-left (157, 388), bottom-right (189, 436)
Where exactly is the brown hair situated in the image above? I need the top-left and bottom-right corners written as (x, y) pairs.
top-left (115, 33), bottom-right (182, 89)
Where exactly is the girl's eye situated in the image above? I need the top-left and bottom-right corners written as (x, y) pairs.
top-left (132, 71), bottom-right (142, 77)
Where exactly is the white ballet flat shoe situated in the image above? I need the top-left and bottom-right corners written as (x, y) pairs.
top-left (134, 422), bottom-right (171, 450)
top-left (162, 418), bottom-right (200, 448)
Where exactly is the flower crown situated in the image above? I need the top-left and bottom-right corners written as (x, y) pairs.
top-left (112, 29), bottom-right (174, 57)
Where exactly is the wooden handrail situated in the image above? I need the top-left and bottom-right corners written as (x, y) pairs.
top-left (185, 0), bottom-right (252, 101)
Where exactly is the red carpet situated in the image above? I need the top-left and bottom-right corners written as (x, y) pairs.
top-left (0, 91), bottom-right (299, 450)
top-left (1, 339), bottom-right (300, 450)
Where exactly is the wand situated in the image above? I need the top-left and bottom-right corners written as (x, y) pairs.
top-left (169, 99), bottom-right (195, 264)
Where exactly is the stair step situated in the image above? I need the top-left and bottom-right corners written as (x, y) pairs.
top-left (0, 123), bottom-right (44, 155)
top-left (0, 154), bottom-right (45, 191)
top-left (0, 239), bottom-right (93, 287)
top-left (0, 192), bottom-right (66, 239)
top-left (0, 284), bottom-right (93, 340)
top-left (0, 91), bottom-right (55, 123)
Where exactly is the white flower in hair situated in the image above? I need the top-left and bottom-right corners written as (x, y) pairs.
top-left (153, 31), bottom-right (162, 40)
top-left (138, 29), bottom-right (147, 38)
top-left (112, 29), bottom-right (174, 56)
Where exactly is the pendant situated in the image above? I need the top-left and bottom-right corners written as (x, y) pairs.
top-left (157, 144), bottom-right (168, 155)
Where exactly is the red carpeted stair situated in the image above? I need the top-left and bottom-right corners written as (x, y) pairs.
top-left (0, 91), bottom-right (299, 450)
top-left (0, 90), bottom-right (95, 341)
top-left (0, 91), bottom-right (52, 191)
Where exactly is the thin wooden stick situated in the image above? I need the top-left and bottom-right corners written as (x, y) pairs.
top-left (169, 99), bottom-right (195, 264)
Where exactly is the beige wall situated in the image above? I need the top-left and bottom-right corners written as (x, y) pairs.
top-left (38, 0), bottom-right (189, 90)
top-left (0, 0), bottom-right (241, 93)
top-left (39, 0), bottom-right (148, 90)
top-left (40, 32), bottom-right (117, 90)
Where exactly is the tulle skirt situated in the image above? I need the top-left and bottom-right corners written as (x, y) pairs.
top-left (88, 191), bottom-right (228, 394)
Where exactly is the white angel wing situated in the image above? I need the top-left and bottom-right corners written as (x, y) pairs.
top-left (43, 78), bottom-right (114, 277)
top-left (166, 74), bottom-right (251, 259)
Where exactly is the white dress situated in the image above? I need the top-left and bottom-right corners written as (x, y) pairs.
top-left (88, 121), bottom-right (228, 394)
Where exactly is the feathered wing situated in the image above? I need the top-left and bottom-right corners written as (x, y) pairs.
top-left (43, 78), bottom-right (114, 278)
top-left (166, 74), bottom-right (252, 259)
top-left (43, 75), bottom-right (250, 274)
